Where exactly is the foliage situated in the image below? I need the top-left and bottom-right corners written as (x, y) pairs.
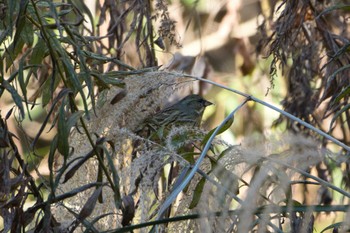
top-left (1, 0), bottom-right (350, 232)
top-left (258, 0), bottom-right (350, 143)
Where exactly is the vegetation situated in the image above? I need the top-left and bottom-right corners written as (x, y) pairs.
top-left (1, 0), bottom-right (350, 232)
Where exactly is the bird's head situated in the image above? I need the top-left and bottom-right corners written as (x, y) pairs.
top-left (178, 94), bottom-right (213, 112)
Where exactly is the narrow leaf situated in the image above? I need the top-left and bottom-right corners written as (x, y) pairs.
top-left (189, 177), bottom-right (206, 209)
top-left (104, 146), bottom-right (121, 206)
top-left (329, 103), bottom-right (350, 131)
top-left (63, 150), bottom-right (94, 183)
top-left (2, 80), bottom-right (24, 118)
top-left (13, 0), bottom-right (29, 49)
top-left (48, 135), bottom-right (58, 192)
top-left (317, 4), bottom-right (350, 19)
top-left (30, 38), bottom-right (48, 65)
top-left (57, 98), bottom-right (69, 157)
top-left (121, 195), bottom-right (135, 226)
top-left (78, 186), bottom-right (103, 221)
top-left (201, 117), bottom-right (234, 146)
top-left (18, 55), bottom-right (30, 119)
top-left (31, 88), bottom-right (72, 149)
top-left (334, 84), bottom-right (350, 103)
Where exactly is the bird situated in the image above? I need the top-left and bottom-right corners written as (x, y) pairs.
top-left (130, 95), bottom-right (213, 218)
top-left (137, 94), bottom-right (213, 139)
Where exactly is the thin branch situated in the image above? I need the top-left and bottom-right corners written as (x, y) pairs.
top-left (109, 204), bottom-right (350, 233)
top-left (169, 72), bottom-right (350, 152)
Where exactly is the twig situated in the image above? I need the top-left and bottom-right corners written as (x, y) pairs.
top-left (173, 72), bottom-right (350, 152)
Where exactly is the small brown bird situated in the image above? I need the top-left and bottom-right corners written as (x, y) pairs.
top-left (131, 95), bottom-right (213, 215)
top-left (138, 94), bottom-right (213, 138)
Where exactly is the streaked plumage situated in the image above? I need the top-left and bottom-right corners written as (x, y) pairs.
top-left (137, 94), bottom-right (212, 138)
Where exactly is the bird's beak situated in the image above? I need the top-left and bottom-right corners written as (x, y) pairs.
top-left (204, 100), bottom-right (213, 107)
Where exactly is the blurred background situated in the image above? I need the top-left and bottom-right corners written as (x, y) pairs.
top-left (2, 0), bottom-right (350, 232)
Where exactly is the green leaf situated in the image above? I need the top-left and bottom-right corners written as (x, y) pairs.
top-left (63, 150), bottom-right (94, 183)
top-left (0, 28), bottom-right (11, 45)
top-left (329, 103), bottom-right (350, 131)
top-left (41, 70), bottom-right (60, 107)
top-left (334, 84), bottom-right (350, 103)
top-left (2, 80), bottom-right (25, 118)
top-left (201, 117), bottom-right (234, 146)
top-left (30, 38), bottom-right (48, 65)
top-left (17, 55), bottom-right (31, 119)
top-left (92, 72), bottom-right (125, 87)
top-left (320, 222), bottom-right (344, 233)
top-left (48, 135), bottom-right (58, 191)
top-left (217, 145), bottom-right (239, 161)
top-left (104, 144), bottom-right (122, 206)
top-left (189, 177), bottom-right (206, 209)
top-left (57, 105), bottom-right (84, 158)
top-left (69, 0), bottom-right (94, 33)
top-left (329, 44), bottom-right (350, 61)
top-left (6, 0), bottom-right (17, 36)
top-left (58, 9), bottom-right (73, 17)
top-left (322, 64), bottom-right (350, 105)
top-left (31, 89), bottom-right (72, 151)
top-left (317, 4), bottom-right (350, 19)
top-left (48, 135), bottom-right (58, 172)
top-left (18, 59), bottom-right (25, 95)
top-left (57, 98), bottom-right (69, 157)
top-left (60, 25), bottom-right (95, 110)
top-left (5, 36), bottom-right (25, 71)
top-left (21, 18), bottom-right (34, 46)
top-left (13, 0), bottom-right (29, 49)
top-left (66, 111), bottom-right (83, 130)
top-left (62, 58), bottom-right (89, 117)
top-left (82, 50), bottom-right (111, 62)
top-left (181, 152), bottom-right (197, 164)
